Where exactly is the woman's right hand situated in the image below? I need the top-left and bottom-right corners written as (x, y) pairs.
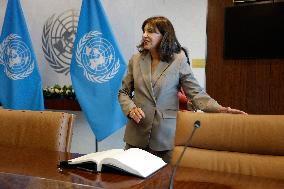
top-left (218, 106), bottom-right (247, 115)
top-left (128, 107), bottom-right (145, 123)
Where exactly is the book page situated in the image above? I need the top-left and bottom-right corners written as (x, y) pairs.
top-left (101, 148), bottom-right (166, 178)
top-left (68, 149), bottom-right (124, 171)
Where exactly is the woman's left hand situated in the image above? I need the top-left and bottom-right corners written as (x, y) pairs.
top-left (128, 107), bottom-right (145, 123)
top-left (218, 106), bottom-right (248, 115)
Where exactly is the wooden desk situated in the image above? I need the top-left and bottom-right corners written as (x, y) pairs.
top-left (0, 146), bottom-right (169, 188)
top-left (0, 146), bottom-right (283, 189)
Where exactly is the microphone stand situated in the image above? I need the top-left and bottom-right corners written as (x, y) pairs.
top-left (168, 120), bottom-right (201, 189)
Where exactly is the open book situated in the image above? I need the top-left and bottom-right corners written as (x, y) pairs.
top-left (60, 148), bottom-right (167, 178)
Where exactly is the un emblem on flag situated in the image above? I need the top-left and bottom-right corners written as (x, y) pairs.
top-left (76, 31), bottom-right (120, 83)
top-left (0, 34), bottom-right (34, 80)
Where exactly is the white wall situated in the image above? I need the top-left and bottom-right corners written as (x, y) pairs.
top-left (0, 0), bottom-right (207, 87)
top-left (0, 0), bottom-right (207, 153)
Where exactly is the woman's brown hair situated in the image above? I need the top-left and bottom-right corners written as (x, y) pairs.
top-left (137, 16), bottom-right (182, 63)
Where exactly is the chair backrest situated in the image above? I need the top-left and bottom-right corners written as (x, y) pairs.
top-left (173, 111), bottom-right (284, 156)
top-left (171, 111), bottom-right (284, 180)
top-left (0, 109), bottom-right (75, 152)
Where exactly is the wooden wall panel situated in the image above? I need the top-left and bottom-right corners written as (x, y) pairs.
top-left (206, 0), bottom-right (284, 114)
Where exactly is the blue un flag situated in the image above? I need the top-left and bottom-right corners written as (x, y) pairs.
top-left (70, 0), bottom-right (127, 141)
top-left (0, 0), bottom-right (44, 110)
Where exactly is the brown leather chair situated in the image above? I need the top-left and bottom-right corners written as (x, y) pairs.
top-left (171, 111), bottom-right (284, 180)
top-left (0, 109), bottom-right (75, 152)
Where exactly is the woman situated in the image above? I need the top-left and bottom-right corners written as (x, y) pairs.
top-left (118, 16), bottom-right (246, 162)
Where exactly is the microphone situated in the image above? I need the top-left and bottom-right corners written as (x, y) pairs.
top-left (168, 120), bottom-right (201, 189)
